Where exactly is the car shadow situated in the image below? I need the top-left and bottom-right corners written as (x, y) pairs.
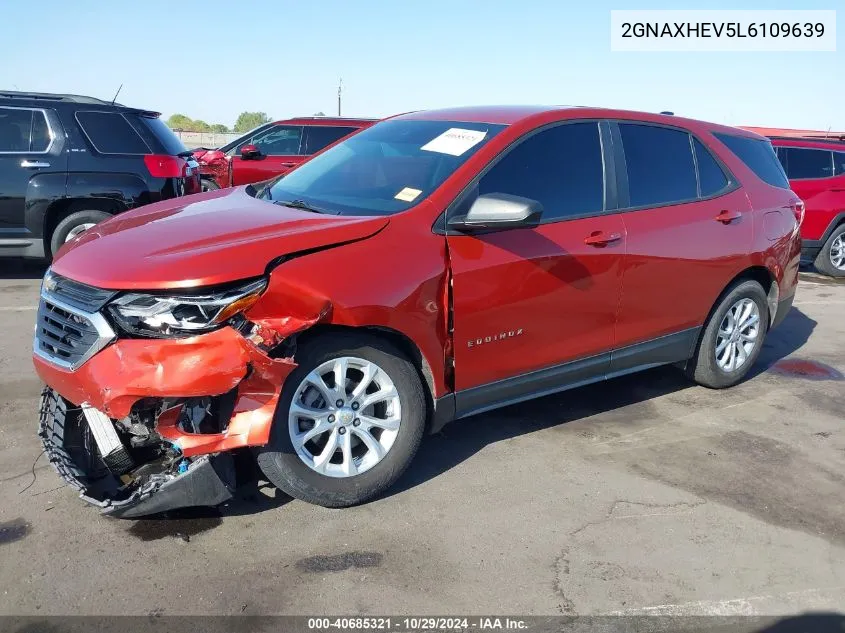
top-left (755, 613), bottom-right (845, 633)
top-left (386, 306), bottom-right (816, 500)
top-left (0, 260), bottom-right (48, 280)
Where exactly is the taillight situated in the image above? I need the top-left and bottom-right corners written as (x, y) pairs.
top-left (144, 154), bottom-right (187, 178)
top-left (790, 200), bottom-right (805, 226)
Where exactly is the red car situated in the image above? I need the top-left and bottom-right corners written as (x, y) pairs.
top-left (34, 106), bottom-right (801, 517)
top-left (769, 137), bottom-right (845, 277)
top-left (193, 117), bottom-right (376, 191)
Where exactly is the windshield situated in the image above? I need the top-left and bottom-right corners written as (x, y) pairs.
top-left (257, 119), bottom-right (505, 216)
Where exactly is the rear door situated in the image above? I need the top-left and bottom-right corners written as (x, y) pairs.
top-left (447, 121), bottom-right (625, 413)
top-left (611, 122), bottom-right (753, 367)
top-left (777, 146), bottom-right (839, 241)
top-left (303, 125), bottom-right (359, 156)
top-left (0, 106), bottom-right (66, 246)
top-left (230, 124), bottom-right (304, 185)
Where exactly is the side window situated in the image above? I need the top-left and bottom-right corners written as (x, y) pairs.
top-left (30, 111), bottom-right (51, 152)
top-left (304, 126), bottom-right (358, 155)
top-left (251, 125), bottom-right (303, 156)
top-left (76, 111), bottom-right (150, 154)
top-left (714, 133), bottom-right (789, 188)
top-left (783, 147), bottom-right (834, 179)
top-left (693, 138), bottom-right (729, 197)
top-left (0, 108), bottom-right (42, 152)
top-left (835, 152), bottom-right (845, 176)
top-left (619, 124), bottom-right (697, 207)
top-left (477, 122), bottom-right (604, 222)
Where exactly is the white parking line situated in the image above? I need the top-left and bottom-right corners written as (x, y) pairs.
top-left (0, 306), bottom-right (37, 312)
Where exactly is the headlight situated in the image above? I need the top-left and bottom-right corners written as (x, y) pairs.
top-left (107, 278), bottom-right (267, 338)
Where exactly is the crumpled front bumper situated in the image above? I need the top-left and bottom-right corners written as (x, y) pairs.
top-left (33, 326), bottom-right (296, 456)
top-left (33, 326), bottom-right (297, 517)
top-left (39, 387), bottom-right (235, 518)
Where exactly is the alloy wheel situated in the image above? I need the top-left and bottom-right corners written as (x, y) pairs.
top-left (830, 234), bottom-right (845, 271)
top-left (715, 298), bottom-right (761, 372)
top-left (288, 356), bottom-right (401, 478)
top-left (65, 223), bottom-right (96, 243)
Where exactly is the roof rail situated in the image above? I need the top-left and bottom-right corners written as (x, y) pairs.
top-left (767, 134), bottom-right (845, 144)
top-left (0, 90), bottom-right (120, 106)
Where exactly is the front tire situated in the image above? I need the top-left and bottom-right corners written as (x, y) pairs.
top-left (49, 210), bottom-right (111, 256)
top-left (813, 224), bottom-right (845, 278)
top-left (685, 279), bottom-right (769, 389)
top-left (256, 333), bottom-right (426, 508)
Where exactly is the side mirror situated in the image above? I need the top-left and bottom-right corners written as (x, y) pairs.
top-left (240, 144), bottom-right (261, 160)
top-left (448, 193), bottom-right (543, 232)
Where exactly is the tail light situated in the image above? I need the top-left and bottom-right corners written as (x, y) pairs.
top-left (144, 154), bottom-right (188, 178)
top-left (789, 200), bottom-right (805, 226)
top-left (144, 154), bottom-right (202, 195)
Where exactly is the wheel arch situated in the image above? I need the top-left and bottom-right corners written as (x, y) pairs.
top-left (44, 198), bottom-right (125, 255)
top-left (710, 266), bottom-right (778, 328)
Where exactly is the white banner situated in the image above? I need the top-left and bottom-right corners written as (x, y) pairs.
top-left (611, 10), bottom-right (836, 52)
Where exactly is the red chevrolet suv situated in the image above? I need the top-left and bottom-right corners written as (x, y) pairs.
top-left (192, 116), bottom-right (376, 191)
top-left (769, 137), bottom-right (845, 277)
top-left (34, 106), bottom-right (801, 517)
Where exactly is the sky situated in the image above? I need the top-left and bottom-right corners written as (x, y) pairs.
top-left (0, 0), bottom-right (842, 131)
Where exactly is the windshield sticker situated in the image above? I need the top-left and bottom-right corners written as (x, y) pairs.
top-left (394, 187), bottom-right (423, 202)
top-left (421, 128), bottom-right (487, 156)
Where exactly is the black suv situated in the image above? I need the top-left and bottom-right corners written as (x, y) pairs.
top-left (0, 91), bottom-right (200, 259)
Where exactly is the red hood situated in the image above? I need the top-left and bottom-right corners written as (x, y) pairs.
top-left (193, 148), bottom-right (226, 164)
top-left (51, 187), bottom-right (389, 290)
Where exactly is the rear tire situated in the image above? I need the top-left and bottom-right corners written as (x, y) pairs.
top-left (201, 178), bottom-right (220, 192)
top-left (49, 210), bottom-right (111, 257)
top-left (685, 279), bottom-right (769, 389)
top-left (256, 332), bottom-right (426, 508)
top-left (813, 224), bottom-right (845, 278)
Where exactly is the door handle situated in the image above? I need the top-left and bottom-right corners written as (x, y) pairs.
top-left (715, 209), bottom-right (742, 224)
top-left (584, 231), bottom-right (622, 247)
top-left (280, 162), bottom-right (297, 168)
top-left (20, 160), bottom-right (50, 169)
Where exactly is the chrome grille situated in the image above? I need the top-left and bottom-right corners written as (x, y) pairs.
top-left (34, 273), bottom-right (116, 370)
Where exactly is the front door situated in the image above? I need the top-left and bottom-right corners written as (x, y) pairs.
top-left (231, 124), bottom-right (305, 185)
top-left (446, 121), bottom-right (625, 414)
top-left (0, 106), bottom-right (66, 250)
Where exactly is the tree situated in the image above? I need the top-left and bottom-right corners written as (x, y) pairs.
top-left (234, 111), bottom-right (271, 133)
top-left (210, 123), bottom-right (230, 133)
top-left (313, 111), bottom-right (326, 117)
top-left (192, 119), bottom-right (212, 132)
top-left (166, 113), bottom-right (194, 130)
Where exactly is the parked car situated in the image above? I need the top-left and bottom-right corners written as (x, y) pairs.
top-left (34, 106), bottom-right (801, 517)
top-left (0, 91), bottom-right (200, 259)
top-left (192, 117), bottom-right (376, 191)
top-left (769, 136), bottom-right (845, 277)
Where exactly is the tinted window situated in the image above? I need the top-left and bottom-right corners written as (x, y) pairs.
top-left (783, 147), bottom-right (833, 179)
top-left (251, 125), bottom-right (302, 156)
top-left (0, 108), bottom-right (32, 151)
top-left (694, 138), bottom-right (729, 196)
top-left (835, 152), bottom-right (845, 176)
top-left (76, 111), bottom-right (150, 154)
top-left (714, 133), bottom-right (789, 188)
top-left (139, 115), bottom-right (187, 155)
top-left (620, 124), bottom-right (697, 207)
top-left (305, 126), bottom-right (358, 154)
top-left (477, 122), bottom-right (604, 221)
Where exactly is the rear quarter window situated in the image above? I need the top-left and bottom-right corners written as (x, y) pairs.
top-left (137, 115), bottom-right (187, 155)
top-left (75, 111), bottom-right (150, 154)
top-left (714, 133), bottom-right (789, 189)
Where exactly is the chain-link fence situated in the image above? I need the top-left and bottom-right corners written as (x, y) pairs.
top-left (171, 130), bottom-right (241, 149)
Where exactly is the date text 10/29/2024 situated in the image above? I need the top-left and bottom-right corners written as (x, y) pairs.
top-left (308, 617), bottom-right (529, 631)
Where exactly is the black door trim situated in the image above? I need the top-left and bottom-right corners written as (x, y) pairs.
top-left (437, 326), bottom-right (701, 426)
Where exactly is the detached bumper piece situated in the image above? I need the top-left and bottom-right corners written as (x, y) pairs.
top-left (38, 387), bottom-right (235, 518)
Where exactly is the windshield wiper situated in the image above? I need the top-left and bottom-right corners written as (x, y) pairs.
top-left (274, 199), bottom-right (334, 214)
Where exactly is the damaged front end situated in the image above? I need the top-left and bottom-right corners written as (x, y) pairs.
top-left (33, 272), bottom-right (300, 518)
